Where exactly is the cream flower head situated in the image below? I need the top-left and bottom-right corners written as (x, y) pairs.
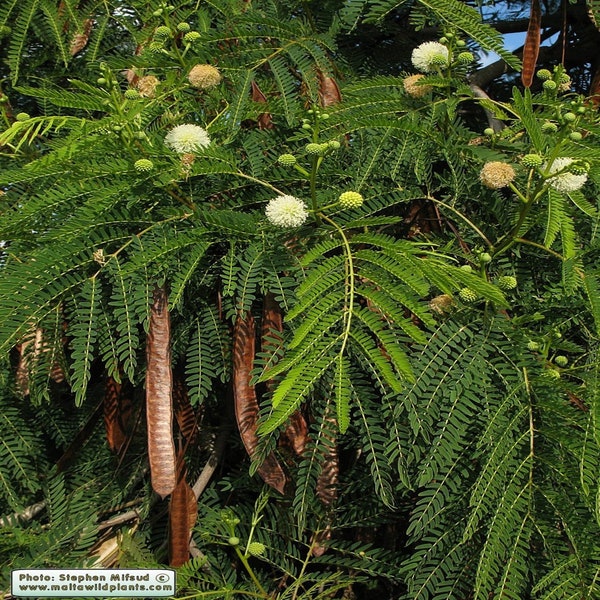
top-left (545, 158), bottom-right (587, 192)
top-left (480, 161), bottom-right (516, 189)
top-left (403, 74), bottom-right (433, 98)
top-left (164, 124), bottom-right (211, 154)
top-left (136, 75), bottom-right (160, 98)
top-left (411, 42), bottom-right (450, 73)
top-left (265, 195), bottom-right (309, 228)
top-left (188, 64), bottom-right (222, 89)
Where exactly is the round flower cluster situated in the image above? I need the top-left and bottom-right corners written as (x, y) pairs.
top-left (154, 25), bottom-right (171, 38)
top-left (541, 121), bottom-right (558, 134)
top-left (456, 51), bottom-right (474, 64)
top-left (134, 158), bottom-right (154, 172)
top-left (479, 161), bottom-right (516, 189)
top-left (536, 69), bottom-right (552, 80)
top-left (265, 195), bottom-right (309, 228)
top-left (458, 288), bottom-right (478, 303)
top-left (124, 89), bottom-right (140, 100)
top-left (411, 41), bottom-right (450, 73)
top-left (403, 74), bottom-right (432, 98)
top-left (247, 542), bottom-right (266, 557)
top-left (521, 154), bottom-right (543, 168)
top-left (183, 31), bottom-right (201, 44)
top-left (429, 294), bottom-right (454, 315)
top-left (497, 275), bottom-right (517, 291)
top-left (136, 75), bottom-right (160, 98)
top-left (188, 64), bottom-right (222, 89)
top-left (338, 191), bottom-right (364, 209)
top-left (277, 154), bottom-right (297, 166)
top-left (554, 355), bottom-right (569, 367)
top-left (305, 143), bottom-right (326, 155)
top-left (165, 124), bottom-right (211, 154)
top-left (545, 158), bottom-right (587, 193)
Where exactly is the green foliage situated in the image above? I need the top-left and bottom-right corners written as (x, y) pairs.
top-left (1, 1), bottom-right (599, 599)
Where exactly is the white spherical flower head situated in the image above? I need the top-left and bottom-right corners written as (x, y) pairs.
top-left (265, 195), bottom-right (309, 228)
top-left (546, 157), bottom-right (587, 193)
top-left (165, 124), bottom-right (211, 154)
top-left (411, 42), bottom-right (450, 73)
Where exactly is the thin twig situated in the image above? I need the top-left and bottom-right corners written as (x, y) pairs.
top-left (192, 425), bottom-right (231, 499)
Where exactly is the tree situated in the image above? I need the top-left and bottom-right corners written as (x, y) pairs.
top-left (1, 1), bottom-right (600, 599)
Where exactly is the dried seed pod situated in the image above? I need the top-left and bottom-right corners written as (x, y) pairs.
top-left (146, 285), bottom-right (176, 498)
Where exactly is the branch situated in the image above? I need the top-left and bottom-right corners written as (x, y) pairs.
top-left (192, 424), bottom-right (231, 499)
top-left (0, 501), bottom-right (46, 528)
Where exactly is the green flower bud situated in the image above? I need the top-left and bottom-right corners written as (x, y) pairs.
top-left (479, 252), bottom-right (492, 264)
top-left (559, 73), bottom-right (571, 84)
top-left (459, 264), bottom-right (473, 273)
top-left (458, 288), bottom-right (478, 303)
top-left (577, 106), bottom-right (586, 114)
top-left (497, 275), bottom-right (517, 290)
top-left (563, 112), bottom-right (577, 122)
top-left (97, 77), bottom-right (107, 85)
top-left (247, 542), bottom-right (266, 557)
top-left (430, 54), bottom-right (449, 67)
top-left (554, 355), bottom-right (568, 367)
top-left (536, 69), bottom-right (552, 80)
top-left (544, 368), bottom-right (561, 380)
top-left (305, 142), bottom-right (323, 155)
top-left (483, 127), bottom-right (495, 136)
top-left (177, 22), bottom-right (191, 32)
top-left (154, 25), bottom-right (171, 38)
top-left (521, 154), bottom-right (543, 168)
top-left (148, 40), bottom-right (164, 53)
top-left (456, 39), bottom-right (467, 47)
top-left (301, 123), bottom-right (312, 130)
top-left (339, 191), bottom-right (364, 209)
top-left (152, 9), bottom-right (163, 16)
top-left (543, 80), bottom-right (557, 91)
top-left (568, 161), bottom-right (589, 175)
top-left (277, 153), bottom-right (297, 166)
top-left (16, 112), bottom-right (30, 121)
top-left (228, 536), bottom-right (240, 546)
top-left (0, 96), bottom-right (8, 104)
top-left (134, 158), bottom-right (154, 172)
top-left (124, 89), bottom-right (140, 100)
top-left (183, 31), bottom-right (201, 43)
top-left (569, 131), bottom-right (583, 142)
top-left (527, 341), bottom-right (539, 351)
top-left (541, 121), bottom-right (558, 134)
top-left (456, 51), bottom-right (474, 64)
top-left (319, 113), bottom-right (330, 120)
top-left (328, 140), bottom-right (341, 150)
top-left (439, 37), bottom-right (448, 44)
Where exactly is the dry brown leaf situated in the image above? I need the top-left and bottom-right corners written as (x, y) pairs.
top-left (146, 285), bottom-right (177, 498)
top-left (251, 81), bottom-right (274, 130)
top-left (70, 19), bottom-right (93, 56)
top-left (318, 71), bottom-right (342, 107)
